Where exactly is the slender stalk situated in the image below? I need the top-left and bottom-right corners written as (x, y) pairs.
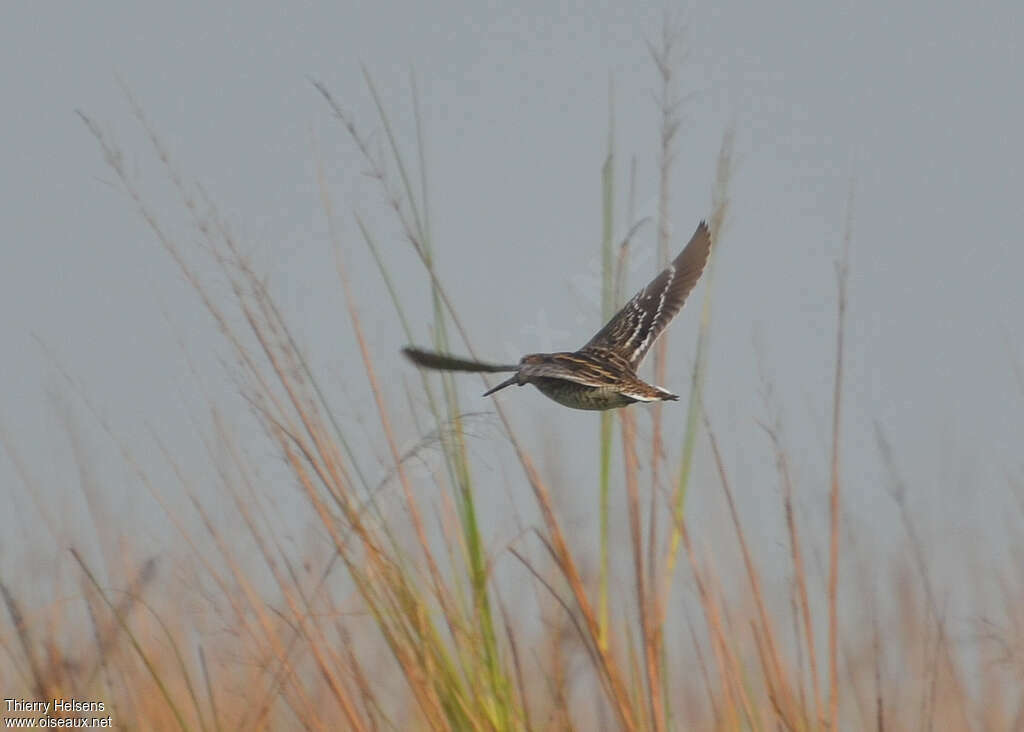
top-left (198, 646), bottom-right (223, 732)
top-left (621, 409), bottom-right (664, 731)
top-left (598, 77), bottom-right (616, 652)
top-left (650, 21), bottom-right (680, 501)
top-left (828, 183), bottom-right (854, 729)
top-left (759, 415), bottom-right (823, 726)
top-left (705, 413), bottom-right (800, 725)
top-left (663, 127), bottom-right (732, 596)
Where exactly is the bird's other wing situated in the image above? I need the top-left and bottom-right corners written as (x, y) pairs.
top-left (402, 347), bottom-right (517, 373)
top-left (582, 220), bottom-right (711, 368)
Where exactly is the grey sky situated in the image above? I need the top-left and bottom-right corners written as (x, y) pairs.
top-left (2, 1), bottom-right (1022, 597)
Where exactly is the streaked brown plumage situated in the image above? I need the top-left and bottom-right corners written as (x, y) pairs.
top-left (403, 220), bottom-right (711, 410)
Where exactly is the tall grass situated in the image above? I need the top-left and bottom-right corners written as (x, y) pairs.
top-left (1, 40), bottom-right (1022, 732)
top-left (598, 76), bottom-right (617, 655)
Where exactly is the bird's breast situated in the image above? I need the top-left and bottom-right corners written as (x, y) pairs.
top-left (530, 377), bottom-right (637, 411)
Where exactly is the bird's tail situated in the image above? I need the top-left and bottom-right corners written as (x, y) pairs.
top-left (402, 346), bottom-right (518, 374)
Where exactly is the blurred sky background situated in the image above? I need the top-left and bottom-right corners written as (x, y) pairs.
top-left (1, 0), bottom-right (1022, 614)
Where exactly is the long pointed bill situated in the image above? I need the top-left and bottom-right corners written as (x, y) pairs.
top-left (482, 374), bottom-right (519, 397)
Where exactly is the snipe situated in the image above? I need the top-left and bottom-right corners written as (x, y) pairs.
top-left (403, 220), bottom-right (711, 411)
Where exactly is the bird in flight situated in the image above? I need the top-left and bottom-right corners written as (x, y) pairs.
top-left (403, 220), bottom-right (711, 411)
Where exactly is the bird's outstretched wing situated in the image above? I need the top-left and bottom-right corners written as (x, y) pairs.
top-left (582, 220), bottom-right (711, 368)
top-left (402, 347), bottom-right (518, 373)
